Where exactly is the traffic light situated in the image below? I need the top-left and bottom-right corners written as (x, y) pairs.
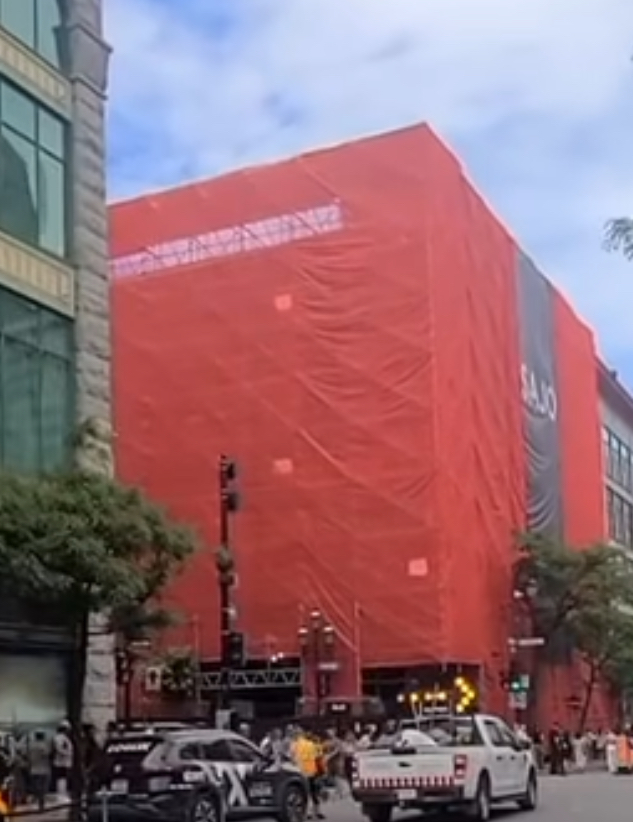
top-left (501, 666), bottom-right (529, 693)
top-left (509, 676), bottom-right (523, 693)
top-left (219, 455), bottom-right (240, 512)
top-left (222, 630), bottom-right (245, 668)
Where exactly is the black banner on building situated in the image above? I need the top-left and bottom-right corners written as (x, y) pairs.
top-left (517, 251), bottom-right (563, 535)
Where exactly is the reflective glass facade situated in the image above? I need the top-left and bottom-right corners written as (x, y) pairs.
top-left (0, 0), bottom-right (66, 69)
top-left (0, 287), bottom-right (74, 472)
top-left (0, 76), bottom-right (67, 258)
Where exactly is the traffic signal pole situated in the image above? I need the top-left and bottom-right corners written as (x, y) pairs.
top-left (218, 455), bottom-right (234, 711)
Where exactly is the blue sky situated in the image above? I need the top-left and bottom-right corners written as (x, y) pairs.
top-left (105, 0), bottom-right (633, 385)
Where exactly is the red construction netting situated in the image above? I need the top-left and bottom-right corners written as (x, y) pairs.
top-left (113, 124), bottom-right (608, 698)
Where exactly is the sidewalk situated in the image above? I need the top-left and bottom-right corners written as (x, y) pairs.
top-left (5, 800), bottom-right (71, 821)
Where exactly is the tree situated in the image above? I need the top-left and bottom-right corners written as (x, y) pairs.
top-left (515, 532), bottom-right (633, 729)
top-left (604, 217), bottom-right (633, 260)
top-left (0, 468), bottom-right (197, 806)
top-left (515, 532), bottom-right (618, 644)
top-left (572, 603), bottom-right (633, 730)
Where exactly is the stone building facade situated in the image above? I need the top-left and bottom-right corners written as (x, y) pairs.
top-left (0, 0), bottom-right (114, 730)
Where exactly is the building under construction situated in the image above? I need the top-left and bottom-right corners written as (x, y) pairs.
top-left (110, 124), bottom-right (627, 728)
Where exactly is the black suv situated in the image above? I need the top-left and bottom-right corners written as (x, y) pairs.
top-left (92, 729), bottom-right (308, 822)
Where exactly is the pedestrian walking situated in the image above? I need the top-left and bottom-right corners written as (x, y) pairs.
top-left (51, 721), bottom-right (73, 800)
top-left (573, 733), bottom-right (587, 772)
top-left (548, 725), bottom-right (566, 775)
top-left (606, 730), bottom-right (618, 774)
top-left (291, 728), bottom-right (325, 820)
top-left (27, 730), bottom-right (51, 811)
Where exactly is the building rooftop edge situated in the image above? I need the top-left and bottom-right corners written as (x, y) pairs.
top-left (598, 359), bottom-right (633, 423)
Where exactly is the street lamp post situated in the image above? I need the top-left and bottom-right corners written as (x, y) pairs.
top-left (216, 455), bottom-right (240, 712)
top-left (298, 609), bottom-right (336, 716)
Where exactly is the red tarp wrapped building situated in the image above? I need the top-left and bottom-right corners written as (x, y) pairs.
top-left (110, 124), bottom-right (606, 720)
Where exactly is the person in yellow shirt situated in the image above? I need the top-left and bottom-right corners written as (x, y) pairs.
top-left (291, 729), bottom-right (325, 819)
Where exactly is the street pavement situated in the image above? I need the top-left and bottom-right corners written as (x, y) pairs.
top-left (327, 772), bottom-right (630, 820)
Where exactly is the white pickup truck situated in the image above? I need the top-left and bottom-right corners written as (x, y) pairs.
top-left (352, 713), bottom-right (537, 822)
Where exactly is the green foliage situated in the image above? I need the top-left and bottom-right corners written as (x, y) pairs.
top-left (517, 532), bottom-right (633, 693)
top-left (604, 217), bottom-right (633, 260)
top-left (109, 602), bottom-right (180, 645)
top-left (161, 647), bottom-right (197, 695)
top-left (0, 469), bottom-right (198, 628)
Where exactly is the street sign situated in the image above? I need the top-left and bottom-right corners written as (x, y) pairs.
top-left (508, 637), bottom-right (545, 648)
top-left (509, 692), bottom-right (528, 710)
top-left (317, 660), bottom-right (340, 672)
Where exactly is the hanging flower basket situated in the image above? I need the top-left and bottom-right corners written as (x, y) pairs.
top-left (160, 648), bottom-right (197, 698)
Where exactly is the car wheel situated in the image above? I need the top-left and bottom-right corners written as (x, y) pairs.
top-left (189, 794), bottom-right (221, 822)
top-left (361, 804), bottom-right (393, 822)
top-left (277, 783), bottom-right (308, 822)
top-left (469, 773), bottom-right (491, 821)
top-left (518, 770), bottom-right (538, 811)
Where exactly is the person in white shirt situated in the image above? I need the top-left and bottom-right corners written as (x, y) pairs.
top-left (51, 721), bottom-right (73, 800)
top-left (605, 730), bottom-right (618, 774)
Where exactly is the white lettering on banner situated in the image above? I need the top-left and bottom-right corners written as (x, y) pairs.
top-left (521, 363), bottom-right (558, 422)
top-left (213, 762), bottom-right (250, 807)
top-left (110, 202), bottom-right (344, 279)
top-left (106, 741), bottom-right (154, 754)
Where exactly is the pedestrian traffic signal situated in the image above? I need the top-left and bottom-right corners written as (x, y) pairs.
top-left (222, 630), bottom-right (245, 668)
top-left (501, 668), bottom-right (529, 693)
top-left (510, 677), bottom-right (523, 693)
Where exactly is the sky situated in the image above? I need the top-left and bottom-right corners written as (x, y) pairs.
top-left (105, 0), bottom-right (633, 385)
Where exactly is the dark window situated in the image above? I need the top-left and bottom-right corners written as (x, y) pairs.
top-left (0, 0), bottom-right (66, 70)
top-left (200, 740), bottom-right (232, 762)
top-left (483, 721), bottom-right (505, 748)
top-left (0, 288), bottom-right (73, 473)
top-left (227, 739), bottom-right (264, 764)
top-left (178, 743), bottom-right (201, 761)
top-left (606, 487), bottom-right (633, 549)
top-left (495, 721), bottom-right (518, 748)
top-left (0, 77), bottom-right (67, 257)
top-left (603, 426), bottom-right (633, 494)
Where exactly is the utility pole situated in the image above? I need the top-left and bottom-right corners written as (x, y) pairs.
top-left (216, 455), bottom-right (241, 714)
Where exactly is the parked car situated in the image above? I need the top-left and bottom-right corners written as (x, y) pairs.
top-left (91, 728), bottom-right (308, 822)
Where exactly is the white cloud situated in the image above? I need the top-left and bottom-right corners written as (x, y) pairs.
top-left (105, 0), bottom-right (633, 376)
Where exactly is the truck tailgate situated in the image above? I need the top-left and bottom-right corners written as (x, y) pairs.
top-left (356, 749), bottom-right (457, 790)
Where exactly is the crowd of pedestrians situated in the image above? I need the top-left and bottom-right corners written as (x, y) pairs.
top-left (521, 725), bottom-right (620, 774)
top-left (0, 720), bottom-right (100, 811)
top-left (0, 716), bottom-right (623, 817)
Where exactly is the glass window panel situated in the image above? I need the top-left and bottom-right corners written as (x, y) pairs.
top-left (38, 109), bottom-right (64, 158)
top-left (40, 309), bottom-right (72, 357)
top-left (0, 126), bottom-right (38, 246)
top-left (40, 353), bottom-right (71, 471)
top-left (2, 337), bottom-right (40, 472)
top-left (0, 83), bottom-right (36, 139)
top-left (38, 151), bottom-right (65, 256)
top-left (607, 489), bottom-right (616, 540)
top-left (0, 0), bottom-right (35, 49)
top-left (36, 0), bottom-right (65, 69)
top-left (0, 290), bottom-right (39, 344)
